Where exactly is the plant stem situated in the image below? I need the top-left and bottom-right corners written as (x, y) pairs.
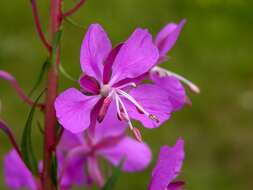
top-left (30, 0), bottom-right (51, 52)
top-left (0, 120), bottom-right (22, 159)
top-left (42, 0), bottom-right (62, 189)
top-left (62, 0), bottom-right (87, 18)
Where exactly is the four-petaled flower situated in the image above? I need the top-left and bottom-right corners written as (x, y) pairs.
top-left (58, 103), bottom-right (151, 187)
top-left (150, 19), bottom-right (200, 111)
top-left (55, 24), bottom-right (172, 136)
top-left (148, 138), bottom-right (185, 190)
top-left (3, 149), bottom-right (87, 190)
top-left (1, 19), bottom-right (196, 190)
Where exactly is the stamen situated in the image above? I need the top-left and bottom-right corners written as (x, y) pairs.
top-left (115, 94), bottom-right (125, 121)
top-left (132, 127), bottom-right (142, 142)
top-left (152, 66), bottom-right (200, 94)
top-left (97, 96), bottom-right (112, 123)
top-left (184, 96), bottom-right (192, 106)
top-left (116, 89), bottom-right (149, 116)
top-left (118, 112), bottom-right (128, 121)
top-left (115, 94), bottom-right (134, 130)
top-left (149, 114), bottom-right (160, 123)
top-left (117, 89), bottom-right (160, 123)
top-left (117, 82), bottom-right (137, 89)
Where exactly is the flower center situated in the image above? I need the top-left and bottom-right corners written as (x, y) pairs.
top-left (100, 84), bottom-right (111, 97)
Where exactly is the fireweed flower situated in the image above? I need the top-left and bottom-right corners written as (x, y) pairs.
top-left (58, 103), bottom-right (151, 187)
top-left (4, 150), bottom-right (37, 190)
top-left (150, 20), bottom-right (200, 111)
top-left (55, 23), bottom-right (172, 135)
top-left (3, 149), bottom-right (87, 190)
top-left (148, 138), bottom-right (185, 190)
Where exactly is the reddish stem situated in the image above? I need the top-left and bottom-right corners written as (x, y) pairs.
top-left (0, 120), bottom-right (22, 159)
top-left (30, 0), bottom-right (52, 52)
top-left (0, 70), bottom-right (44, 109)
top-left (42, 0), bottom-right (62, 189)
top-left (62, 0), bottom-right (86, 18)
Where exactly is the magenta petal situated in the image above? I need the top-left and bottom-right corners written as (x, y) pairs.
top-left (55, 88), bottom-right (100, 133)
top-left (94, 101), bottom-right (127, 141)
top-left (58, 131), bottom-right (86, 152)
top-left (57, 151), bottom-right (87, 188)
top-left (87, 157), bottom-right (105, 187)
top-left (109, 29), bottom-right (159, 85)
top-left (125, 84), bottom-right (172, 128)
top-left (167, 181), bottom-right (185, 190)
top-left (155, 19), bottom-right (186, 58)
top-left (4, 149), bottom-right (36, 190)
top-left (151, 74), bottom-right (186, 111)
top-left (80, 24), bottom-right (112, 81)
top-left (79, 74), bottom-right (100, 94)
top-left (99, 137), bottom-right (152, 172)
top-left (103, 43), bottom-right (123, 84)
top-left (148, 139), bottom-right (185, 190)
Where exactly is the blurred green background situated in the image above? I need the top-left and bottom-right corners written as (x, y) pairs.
top-left (0, 0), bottom-right (253, 189)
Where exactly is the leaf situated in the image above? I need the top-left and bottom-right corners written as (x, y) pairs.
top-left (36, 120), bottom-right (44, 134)
top-left (29, 58), bottom-right (50, 96)
top-left (51, 29), bottom-right (63, 65)
top-left (51, 153), bottom-right (58, 188)
top-left (21, 90), bottom-right (44, 175)
top-left (101, 159), bottom-right (125, 190)
top-left (59, 64), bottom-right (76, 81)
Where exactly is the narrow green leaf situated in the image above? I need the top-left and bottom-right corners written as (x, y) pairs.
top-left (59, 64), bottom-right (76, 81)
top-left (64, 17), bottom-right (86, 30)
top-left (102, 159), bottom-right (125, 190)
top-left (21, 90), bottom-right (44, 175)
top-left (51, 29), bottom-right (63, 65)
top-left (29, 58), bottom-right (50, 96)
top-left (36, 120), bottom-right (44, 135)
top-left (51, 153), bottom-right (58, 188)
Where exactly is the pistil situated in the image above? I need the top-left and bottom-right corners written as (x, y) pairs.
top-left (151, 66), bottom-right (200, 94)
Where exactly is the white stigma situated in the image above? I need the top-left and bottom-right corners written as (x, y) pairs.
top-left (152, 66), bottom-right (200, 94)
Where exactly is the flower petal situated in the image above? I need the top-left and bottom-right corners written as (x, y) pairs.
top-left (57, 151), bottom-right (87, 188)
top-left (155, 19), bottom-right (186, 58)
top-left (87, 157), bottom-right (105, 187)
top-left (4, 149), bottom-right (36, 190)
top-left (55, 88), bottom-right (100, 133)
top-left (167, 181), bottom-right (185, 190)
top-left (151, 74), bottom-right (186, 111)
top-left (94, 101), bottom-right (127, 141)
top-left (125, 84), bottom-right (172, 128)
top-left (109, 29), bottom-right (159, 85)
top-left (58, 131), bottom-right (86, 152)
top-left (79, 74), bottom-right (100, 94)
top-left (99, 137), bottom-right (152, 172)
top-left (148, 138), bottom-right (185, 190)
top-left (80, 24), bottom-right (112, 81)
top-left (103, 43), bottom-right (123, 84)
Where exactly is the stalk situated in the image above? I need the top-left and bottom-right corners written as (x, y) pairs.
top-left (42, 0), bottom-right (62, 189)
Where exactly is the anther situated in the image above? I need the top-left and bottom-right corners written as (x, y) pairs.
top-left (149, 114), bottom-right (159, 123)
top-left (117, 112), bottom-right (128, 121)
top-left (132, 127), bottom-right (142, 142)
top-left (97, 97), bottom-right (112, 123)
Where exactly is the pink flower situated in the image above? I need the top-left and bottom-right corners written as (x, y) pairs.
top-left (4, 150), bottom-right (37, 190)
top-left (148, 138), bottom-right (185, 190)
top-left (150, 20), bottom-right (200, 107)
top-left (58, 103), bottom-right (152, 187)
top-left (55, 24), bottom-right (172, 134)
top-left (3, 149), bottom-right (87, 190)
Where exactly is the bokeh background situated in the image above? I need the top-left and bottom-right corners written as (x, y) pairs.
top-left (0, 0), bottom-right (253, 189)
